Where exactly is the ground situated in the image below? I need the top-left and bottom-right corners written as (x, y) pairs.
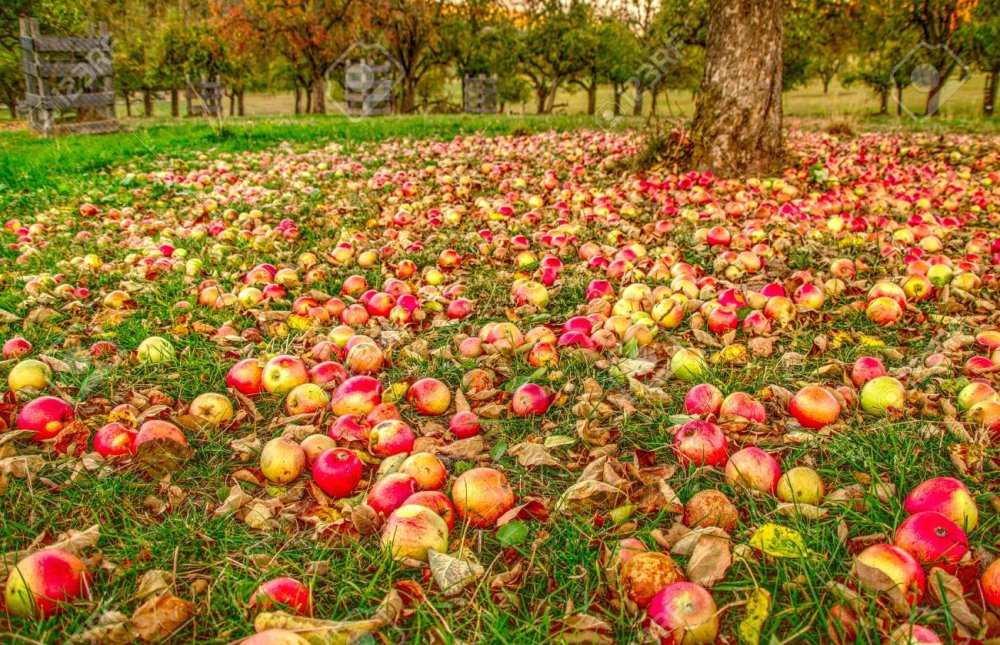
top-left (0, 115), bottom-right (997, 644)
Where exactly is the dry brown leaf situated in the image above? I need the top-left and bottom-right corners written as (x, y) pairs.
top-left (131, 570), bottom-right (174, 601)
top-left (130, 592), bottom-right (194, 642)
top-left (134, 439), bottom-right (194, 478)
top-left (428, 549), bottom-right (484, 596)
top-left (685, 534), bottom-right (732, 586)
top-left (214, 483), bottom-right (252, 518)
top-left (508, 442), bottom-right (562, 468)
top-left (436, 436), bottom-right (485, 460)
top-left (851, 557), bottom-right (911, 615)
top-left (68, 611), bottom-right (136, 645)
top-left (926, 567), bottom-right (980, 632)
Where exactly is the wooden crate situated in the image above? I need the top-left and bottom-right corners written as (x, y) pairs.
top-left (19, 18), bottom-right (118, 136)
top-left (463, 74), bottom-right (498, 114)
top-left (343, 59), bottom-right (394, 117)
top-left (186, 78), bottom-right (223, 117)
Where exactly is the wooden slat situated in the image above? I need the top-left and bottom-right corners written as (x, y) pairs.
top-left (25, 59), bottom-right (112, 77)
top-left (25, 90), bottom-right (115, 109)
top-left (28, 36), bottom-right (110, 53)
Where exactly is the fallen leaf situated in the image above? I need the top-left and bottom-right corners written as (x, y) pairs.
top-left (748, 523), bottom-right (817, 559)
top-left (428, 549), bottom-right (484, 596)
top-left (134, 439), bottom-right (194, 478)
top-left (509, 442), bottom-right (562, 468)
top-left (738, 587), bottom-right (771, 645)
top-left (927, 567), bottom-right (980, 632)
top-left (131, 569), bottom-right (174, 601)
top-left (686, 535), bottom-right (732, 586)
top-left (130, 592), bottom-right (194, 642)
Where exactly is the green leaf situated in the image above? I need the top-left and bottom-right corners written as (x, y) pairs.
top-left (490, 441), bottom-right (508, 462)
top-left (738, 587), bottom-right (771, 645)
top-left (496, 520), bottom-right (529, 546)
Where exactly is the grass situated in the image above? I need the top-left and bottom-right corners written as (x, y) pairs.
top-left (0, 114), bottom-right (997, 644)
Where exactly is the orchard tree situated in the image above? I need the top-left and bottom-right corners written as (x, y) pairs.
top-left (786, 0), bottom-right (857, 93)
top-left (844, 1), bottom-right (915, 115)
top-left (686, 0), bottom-right (784, 176)
top-left (375, 0), bottom-right (443, 114)
top-left (961, 0), bottom-right (999, 115)
top-left (518, 0), bottom-right (596, 114)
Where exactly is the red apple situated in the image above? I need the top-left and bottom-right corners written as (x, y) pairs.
top-left (404, 490), bottom-right (456, 530)
top-left (449, 410), bottom-right (481, 439)
top-left (312, 448), bottom-right (363, 499)
top-left (381, 504), bottom-right (449, 562)
top-left (367, 473), bottom-right (419, 518)
top-left (93, 422), bottom-right (137, 457)
top-left (17, 396), bottom-right (74, 441)
top-left (368, 419), bottom-right (416, 457)
top-left (788, 385), bottom-right (841, 428)
top-left (330, 375), bottom-right (383, 416)
top-left (888, 624), bottom-right (942, 645)
top-left (646, 582), bottom-right (719, 645)
top-left (511, 383), bottom-right (549, 417)
top-left (2, 336), bottom-right (32, 359)
top-left (904, 477), bottom-right (978, 532)
top-left (850, 356), bottom-right (887, 387)
top-left (451, 467), bottom-right (515, 528)
top-left (719, 392), bottom-right (766, 425)
top-left (309, 361), bottom-right (347, 386)
top-left (724, 447), bottom-right (780, 494)
top-left (853, 544), bottom-right (925, 606)
top-left (227, 358), bottom-right (264, 395)
top-left (4, 548), bottom-right (90, 618)
top-left (249, 577), bottom-right (312, 616)
top-left (673, 420), bottom-right (728, 467)
top-left (398, 452), bottom-right (447, 491)
top-left (982, 558), bottom-right (1000, 609)
top-left (825, 604), bottom-right (858, 645)
top-left (328, 414), bottom-right (370, 442)
top-left (893, 511), bottom-right (969, 570)
top-left (135, 420), bottom-right (187, 448)
top-left (684, 384), bottom-right (724, 417)
top-left (407, 378), bottom-right (451, 416)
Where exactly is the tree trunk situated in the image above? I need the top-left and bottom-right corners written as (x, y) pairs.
top-left (651, 87), bottom-right (659, 116)
top-left (926, 79), bottom-right (943, 117)
top-left (613, 84), bottom-right (622, 116)
top-left (687, 0), bottom-right (784, 177)
top-left (142, 89), bottom-right (153, 117)
top-left (306, 88), bottom-right (312, 114)
top-left (587, 82), bottom-right (597, 116)
top-left (535, 85), bottom-right (547, 114)
top-left (295, 86), bottom-right (302, 115)
top-left (896, 84), bottom-right (903, 116)
top-left (401, 78), bottom-right (417, 114)
top-left (237, 90), bottom-right (245, 116)
top-left (543, 77), bottom-right (560, 113)
top-left (125, 94), bottom-right (132, 117)
top-left (170, 89), bottom-right (179, 117)
top-left (229, 92), bottom-right (236, 116)
top-left (879, 89), bottom-right (888, 115)
top-left (632, 81), bottom-right (644, 116)
top-left (822, 76), bottom-right (831, 94)
top-left (983, 67), bottom-right (997, 118)
top-left (311, 72), bottom-right (326, 115)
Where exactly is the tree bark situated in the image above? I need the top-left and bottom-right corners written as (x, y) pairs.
top-left (311, 71), bottom-right (326, 115)
top-left (613, 84), bottom-right (622, 116)
top-left (896, 84), bottom-right (903, 116)
top-left (632, 81), bottom-right (643, 116)
top-left (535, 85), bottom-right (547, 114)
top-left (295, 86), bottom-right (302, 115)
top-left (237, 90), bottom-right (245, 116)
top-left (587, 83), bottom-right (597, 115)
top-left (170, 89), bottom-right (179, 117)
top-left (142, 89), bottom-right (154, 117)
top-left (879, 89), bottom-right (888, 115)
top-left (687, 0), bottom-right (784, 177)
top-left (822, 76), bottom-right (831, 94)
top-left (124, 94), bottom-right (132, 117)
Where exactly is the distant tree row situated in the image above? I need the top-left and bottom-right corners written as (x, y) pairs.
top-left (1, 0), bottom-right (998, 119)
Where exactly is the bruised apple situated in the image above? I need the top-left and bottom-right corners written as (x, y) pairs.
top-left (368, 419), bottom-right (416, 457)
top-left (724, 447), bottom-right (781, 494)
top-left (189, 392), bottom-right (234, 426)
top-left (299, 434), bottom-right (337, 463)
top-left (683, 490), bottom-right (738, 532)
top-left (249, 577), bottom-right (312, 616)
top-left (672, 420), bottom-right (728, 467)
top-left (620, 551), bottom-right (685, 609)
top-left (398, 452), bottom-right (447, 490)
top-left (330, 375), bottom-right (383, 416)
top-left (93, 422), bottom-right (137, 457)
top-left (451, 467), bottom-right (515, 528)
top-left (135, 420), bottom-right (187, 448)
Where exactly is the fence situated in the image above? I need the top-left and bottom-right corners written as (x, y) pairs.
top-left (19, 18), bottom-right (118, 136)
top-left (186, 78), bottom-right (223, 117)
top-left (343, 59), bottom-right (394, 117)
top-left (463, 74), bottom-right (498, 114)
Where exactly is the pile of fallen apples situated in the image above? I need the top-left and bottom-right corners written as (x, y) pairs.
top-left (1, 128), bottom-right (999, 643)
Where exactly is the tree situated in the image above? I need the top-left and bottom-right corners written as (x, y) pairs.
top-left (517, 0), bottom-right (595, 114)
top-left (375, 0), bottom-right (442, 114)
top-left (785, 0), bottom-right (857, 93)
top-left (961, 0), bottom-right (999, 115)
top-left (686, 0), bottom-right (784, 177)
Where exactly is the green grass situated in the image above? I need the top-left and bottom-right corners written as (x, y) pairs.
top-left (0, 114), bottom-right (996, 644)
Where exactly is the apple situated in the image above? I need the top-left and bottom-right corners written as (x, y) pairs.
top-left (671, 348), bottom-right (708, 382)
top-left (312, 448), bottom-right (363, 498)
top-left (511, 383), bottom-right (549, 417)
top-left (262, 355), bottom-right (309, 395)
top-left (328, 414), bottom-right (370, 442)
top-left (368, 419), bottom-right (416, 457)
top-left (706, 306), bottom-right (738, 334)
top-left (683, 489), bottom-right (738, 532)
top-left (227, 358), bottom-right (264, 395)
top-left (93, 422), bottom-right (137, 457)
top-left (893, 511), bottom-right (969, 570)
top-left (136, 336), bottom-right (175, 364)
top-left (407, 378), bottom-right (451, 416)
top-left (859, 376), bottom-right (907, 416)
top-left (260, 437), bottom-right (307, 484)
top-left (956, 381), bottom-right (997, 412)
top-left (526, 341), bottom-right (559, 368)
top-left (398, 452), bottom-right (447, 491)
top-left (888, 624), bottom-right (942, 645)
top-left (249, 577), bottom-right (312, 616)
top-left (724, 447), bottom-right (781, 494)
top-left (451, 467), bottom-right (515, 528)
top-left (135, 420), bottom-right (187, 448)
top-left (381, 504), bottom-right (449, 562)
top-left (241, 629), bottom-right (310, 645)
top-left (646, 582), bottom-right (719, 645)
top-left (866, 297), bottom-right (903, 325)
top-left (345, 342), bottom-right (384, 374)
top-left (850, 356), bottom-right (887, 387)
top-left (853, 544), bottom-right (925, 606)
top-left (2, 336), bottom-right (32, 359)
top-left (904, 477), bottom-right (978, 532)
top-left (982, 558), bottom-right (1000, 609)
top-left (299, 434), bottom-right (337, 463)
top-left (608, 538), bottom-right (649, 571)
top-left (449, 411), bottom-right (481, 439)
top-left (966, 399), bottom-right (1000, 431)
top-left (684, 384), bottom-right (724, 417)
top-left (776, 466), bottom-right (824, 505)
top-left (367, 473), bottom-right (419, 518)
top-left (788, 385), bottom-right (840, 428)
top-left (794, 283), bottom-right (825, 310)
top-left (404, 491), bottom-right (456, 530)
top-left (8, 358), bottom-right (51, 392)
top-left (310, 361), bottom-right (347, 387)
top-left (619, 551), bottom-right (685, 609)
top-left (330, 375), bottom-right (383, 416)
top-left (673, 420), bottom-right (728, 467)
top-left (17, 396), bottom-right (74, 441)
top-left (189, 392), bottom-right (234, 426)
top-left (719, 392), bottom-right (766, 425)
top-left (4, 548), bottom-right (89, 618)
top-left (285, 383), bottom-right (330, 416)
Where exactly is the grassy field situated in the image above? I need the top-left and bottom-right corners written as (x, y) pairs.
top-left (0, 113), bottom-right (997, 644)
